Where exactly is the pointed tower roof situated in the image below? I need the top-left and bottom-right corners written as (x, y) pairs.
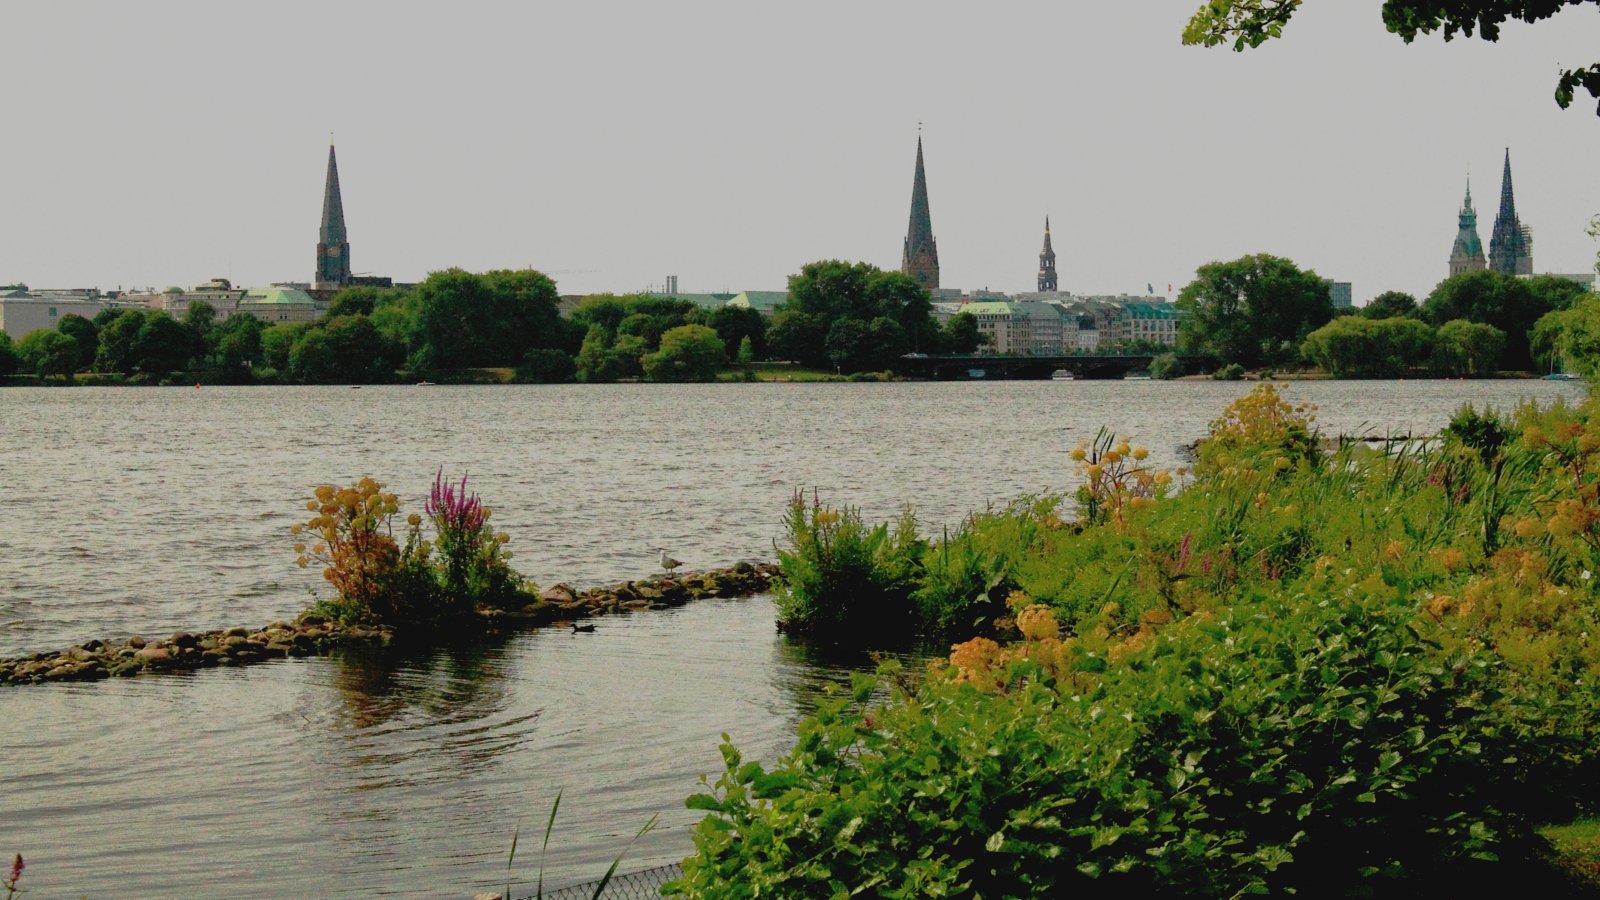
top-left (1042, 216), bottom-right (1054, 254)
top-left (901, 135), bottom-right (940, 289)
top-left (320, 143), bottom-right (347, 246)
top-left (1489, 148), bottom-right (1532, 276)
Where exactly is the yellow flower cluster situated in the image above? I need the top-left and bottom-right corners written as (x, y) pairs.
top-left (1071, 432), bottom-right (1176, 530)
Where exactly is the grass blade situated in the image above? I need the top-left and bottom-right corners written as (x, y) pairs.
top-left (538, 790), bottom-right (562, 899)
top-left (589, 813), bottom-right (659, 900)
top-left (503, 822), bottom-right (520, 900)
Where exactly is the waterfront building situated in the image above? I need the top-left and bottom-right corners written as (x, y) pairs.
top-left (1075, 316), bottom-right (1099, 351)
top-left (1488, 149), bottom-right (1533, 277)
top-left (1012, 299), bottom-right (1068, 353)
top-left (1329, 282), bottom-right (1353, 310)
top-left (1037, 217), bottom-right (1057, 292)
top-left (140, 278), bottom-right (249, 318)
top-left (1448, 179), bottom-right (1488, 278)
top-left (314, 143), bottom-right (352, 291)
top-left (1120, 300), bottom-right (1181, 346)
top-left (901, 137), bottom-right (940, 290)
top-left (962, 300), bottom-right (1026, 354)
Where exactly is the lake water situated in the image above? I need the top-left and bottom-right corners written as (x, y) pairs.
top-left (0, 380), bottom-right (1584, 896)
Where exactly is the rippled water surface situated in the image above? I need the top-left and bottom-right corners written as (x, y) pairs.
top-left (0, 380), bottom-right (1583, 896)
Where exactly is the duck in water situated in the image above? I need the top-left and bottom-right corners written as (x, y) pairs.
top-left (571, 623), bottom-right (595, 634)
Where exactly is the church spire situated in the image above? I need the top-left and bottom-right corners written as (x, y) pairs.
top-left (1037, 216), bottom-right (1057, 292)
top-left (901, 135), bottom-right (940, 290)
top-left (1448, 175), bottom-right (1486, 278)
top-left (1489, 148), bottom-right (1532, 276)
top-left (315, 141), bottom-right (352, 289)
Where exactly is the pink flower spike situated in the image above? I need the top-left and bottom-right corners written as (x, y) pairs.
top-left (8, 854), bottom-right (21, 883)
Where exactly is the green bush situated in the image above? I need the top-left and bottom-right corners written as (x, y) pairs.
top-left (680, 387), bottom-right (1600, 895)
top-left (773, 491), bottom-right (923, 638)
top-left (1212, 362), bottom-right (1245, 380)
top-left (1149, 352), bottom-right (1180, 380)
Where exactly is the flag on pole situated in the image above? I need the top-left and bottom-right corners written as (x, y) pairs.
top-left (1147, 283), bottom-right (1153, 295)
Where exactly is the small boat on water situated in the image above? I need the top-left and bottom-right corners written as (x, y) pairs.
top-left (415, 380), bottom-right (437, 386)
top-left (1543, 372), bottom-right (1581, 381)
top-left (1051, 370), bottom-right (1075, 381)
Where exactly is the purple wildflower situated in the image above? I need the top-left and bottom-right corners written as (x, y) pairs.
top-left (426, 468), bottom-right (486, 532)
top-left (6, 854), bottom-right (21, 888)
top-left (1176, 533), bottom-right (1192, 575)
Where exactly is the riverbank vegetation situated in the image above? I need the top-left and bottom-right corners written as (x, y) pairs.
top-left (673, 384), bottom-right (1600, 896)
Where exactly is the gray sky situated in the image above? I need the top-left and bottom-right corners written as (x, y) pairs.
top-left (4, 1), bottom-right (1600, 305)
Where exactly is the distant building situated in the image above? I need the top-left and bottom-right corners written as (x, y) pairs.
top-left (963, 300), bottom-right (1026, 354)
top-left (241, 287), bottom-right (321, 323)
top-left (901, 136), bottom-right (940, 290)
top-left (0, 294), bottom-right (137, 339)
top-left (1544, 272), bottom-right (1597, 289)
top-left (1329, 282), bottom-right (1353, 310)
top-left (641, 291), bottom-right (738, 312)
top-left (1119, 300), bottom-right (1181, 346)
top-left (1448, 178), bottom-right (1488, 278)
top-left (1037, 217), bottom-right (1057, 292)
top-left (727, 291), bottom-right (788, 317)
top-left (1489, 149), bottom-right (1533, 276)
top-left (314, 143), bottom-right (352, 291)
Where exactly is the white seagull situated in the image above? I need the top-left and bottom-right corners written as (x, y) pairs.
top-left (657, 547), bottom-right (684, 578)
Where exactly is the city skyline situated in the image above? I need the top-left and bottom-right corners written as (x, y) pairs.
top-left (5, 1), bottom-right (1600, 304)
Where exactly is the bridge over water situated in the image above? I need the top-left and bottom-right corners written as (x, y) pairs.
top-left (895, 353), bottom-right (1216, 380)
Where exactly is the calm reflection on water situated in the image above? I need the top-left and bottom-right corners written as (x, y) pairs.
top-left (0, 380), bottom-right (1583, 896)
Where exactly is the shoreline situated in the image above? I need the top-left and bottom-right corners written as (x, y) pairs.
top-left (0, 561), bottom-right (778, 687)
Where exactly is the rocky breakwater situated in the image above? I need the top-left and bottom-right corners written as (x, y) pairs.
top-left (475, 560), bottom-right (780, 627)
top-left (0, 561), bottom-right (780, 687)
top-left (0, 617), bottom-right (394, 686)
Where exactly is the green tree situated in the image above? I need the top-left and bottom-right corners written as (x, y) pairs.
top-left (1431, 319), bottom-right (1507, 377)
top-left (133, 313), bottom-right (196, 376)
top-left (288, 329), bottom-right (339, 383)
top-left (575, 324), bottom-right (622, 383)
top-left (0, 332), bottom-right (18, 377)
top-left (1361, 291), bottom-right (1418, 320)
top-left (261, 322), bottom-right (310, 372)
top-left (736, 334), bottom-right (755, 365)
top-left (55, 313), bottom-right (99, 371)
top-left (707, 305), bottom-right (768, 360)
top-left (642, 324), bottom-right (726, 382)
top-left (94, 309), bottom-right (147, 374)
top-left (324, 285), bottom-right (401, 319)
top-left (1182, 0), bottom-right (1600, 116)
top-left (771, 260), bottom-right (939, 369)
top-left (1532, 293), bottom-right (1600, 375)
top-left (938, 312), bottom-right (982, 354)
top-left (412, 268), bottom-right (567, 368)
top-left (1421, 269), bottom-right (1553, 370)
top-left (1176, 253), bottom-right (1334, 369)
top-left (211, 313), bottom-right (265, 378)
top-left (17, 329), bottom-right (81, 380)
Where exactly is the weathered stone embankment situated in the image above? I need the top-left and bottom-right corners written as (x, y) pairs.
top-left (0, 561), bottom-right (779, 687)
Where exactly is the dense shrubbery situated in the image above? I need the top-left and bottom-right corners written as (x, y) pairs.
top-left (676, 385), bottom-right (1600, 896)
top-left (292, 470), bottom-right (529, 627)
top-left (773, 491), bottom-right (923, 636)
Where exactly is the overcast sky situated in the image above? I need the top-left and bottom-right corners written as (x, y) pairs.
top-left (4, 1), bottom-right (1600, 304)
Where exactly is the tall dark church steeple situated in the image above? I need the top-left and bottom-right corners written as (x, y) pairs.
top-left (901, 136), bottom-right (940, 290)
top-left (315, 142), bottom-right (352, 289)
top-left (1489, 148), bottom-right (1533, 276)
top-left (1037, 217), bottom-right (1057, 292)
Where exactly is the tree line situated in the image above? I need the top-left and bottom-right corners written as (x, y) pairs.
top-left (0, 261), bottom-right (981, 385)
top-left (1173, 253), bottom-right (1591, 377)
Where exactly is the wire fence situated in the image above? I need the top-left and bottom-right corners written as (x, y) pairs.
top-left (525, 862), bottom-right (683, 899)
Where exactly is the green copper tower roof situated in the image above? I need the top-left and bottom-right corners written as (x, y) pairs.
top-left (1450, 177), bottom-right (1485, 265)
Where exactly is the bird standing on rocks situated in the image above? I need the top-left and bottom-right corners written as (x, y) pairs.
top-left (657, 547), bottom-right (684, 578)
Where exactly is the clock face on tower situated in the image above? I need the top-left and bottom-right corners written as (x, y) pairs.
top-left (327, 245), bottom-right (342, 258)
